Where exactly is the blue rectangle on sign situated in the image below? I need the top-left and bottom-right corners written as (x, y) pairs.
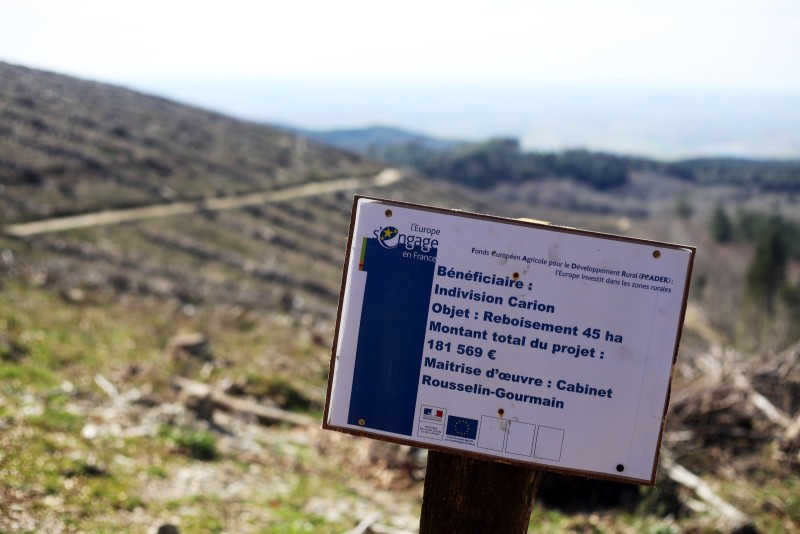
top-left (446, 416), bottom-right (479, 440)
top-left (346, 236), bottom-right (437, 436)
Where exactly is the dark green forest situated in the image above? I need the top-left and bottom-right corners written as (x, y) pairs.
top-left (710, 206), bottom-right (800, 338)
top-left (372, 138), bottom-right (633, 190)
top-left (350, 134), bottom-right (800, 192)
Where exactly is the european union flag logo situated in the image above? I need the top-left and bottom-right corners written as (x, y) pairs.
top-left (446, 415), bottom-right (479, 440)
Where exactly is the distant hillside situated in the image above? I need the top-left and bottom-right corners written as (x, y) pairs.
top-left (275, 124), bottom-right (464, 156)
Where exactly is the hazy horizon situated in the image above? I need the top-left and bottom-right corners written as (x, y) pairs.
top-left (123, 78), bottom-right (800, 161)
top-left (4, 1), bottom-right (800, 161)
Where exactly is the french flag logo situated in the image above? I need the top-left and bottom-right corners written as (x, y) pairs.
top-left (422, 406), bottom-right (444, 421)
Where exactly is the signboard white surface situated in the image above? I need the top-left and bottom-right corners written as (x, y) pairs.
top-left (324, 196), bottom-right (695, 485)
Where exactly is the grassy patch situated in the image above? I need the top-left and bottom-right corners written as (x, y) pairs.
top-left (264, 477), bottom-right (354, 534)
top-left (0, 363), bottom-right (57, 390)
top-left (161, 426), bottom-right (219, 461)
top-left (0, 424), bottom-right (142, 523)
top-left (175, 498), bottom-right (226, 533)
top-left (746, 474), bottom-right (800, 532)
top-left (233, 373), bottom-right (318, 412)
top-left (0, 282), bottom-right (164, 392)
top-left (29, 405), bottom-right (83, 433)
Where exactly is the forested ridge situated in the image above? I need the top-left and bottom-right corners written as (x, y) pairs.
top-left (301, 127), bottom-right (800, 192)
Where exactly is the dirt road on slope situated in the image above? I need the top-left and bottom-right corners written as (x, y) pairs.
top-left (4, 169), bottom-right (402, 237)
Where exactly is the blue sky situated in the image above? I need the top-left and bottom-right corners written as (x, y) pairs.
top-left (2, 1), bottom-right (800, 158)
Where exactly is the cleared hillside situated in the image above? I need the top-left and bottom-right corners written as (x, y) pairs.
top-left (0, 62), bottom-right (383, 224)
top-left (0, 61), bottom-right (500, 317)
top-left (1, 63), bottom-right (798, 533)
top-left (0, 62), bottom-right (516, 532)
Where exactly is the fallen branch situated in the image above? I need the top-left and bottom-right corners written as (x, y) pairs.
top-left (781, 412), bottom-right (800, 455)
top-left (94, 373), bottom-right (119, 399)
top-left (731, 371), bottom-right (792, 429)
top-left (173, 376), bottom-right (315, 427)
top-left (660, 452), bottom-right (751, 531)
top-left (369, 525), bottom-right (418, 534)
top-left (774, 339), bottom-right (800, 379)
top-left (345, 513), bottom-right (381, 534)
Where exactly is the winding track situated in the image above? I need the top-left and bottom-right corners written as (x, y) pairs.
top-left (4, 168), bottom-right (402, 237)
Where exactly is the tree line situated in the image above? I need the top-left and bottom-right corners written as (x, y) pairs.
top-left (372, 138), bottom-right (633, 190)
top-left (367, 137), bottom-right (800, 193)
top-left (710, 206), bottom-right (800, 346)
top-left (666, 158), bottom-right (800, 191)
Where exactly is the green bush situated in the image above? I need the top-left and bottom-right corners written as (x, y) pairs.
top-left (163, 427), bottom-right (219, 461)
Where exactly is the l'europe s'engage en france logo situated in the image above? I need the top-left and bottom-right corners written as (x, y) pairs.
top-left (371, 224), bottom-right (440, 253)
top-left (377, 226), bottom-right (400, 249)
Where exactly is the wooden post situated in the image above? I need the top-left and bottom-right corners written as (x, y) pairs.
top-left (420, 451), bottom-right (544, 533)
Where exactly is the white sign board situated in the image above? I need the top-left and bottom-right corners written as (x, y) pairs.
top-left (324, 196), bottom-right (695, 485)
